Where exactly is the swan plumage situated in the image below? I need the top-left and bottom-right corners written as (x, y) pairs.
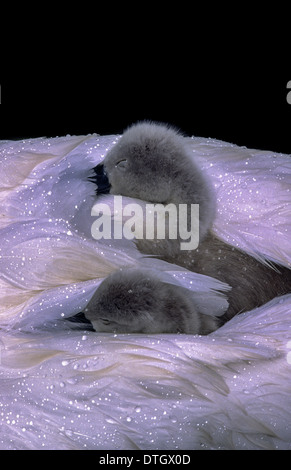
top-left (186, 135), bottom-right (291, 268)
top-left (1, 293), bottom-right (291, 449)
top-left (0, 131), bottom-right (291, 449)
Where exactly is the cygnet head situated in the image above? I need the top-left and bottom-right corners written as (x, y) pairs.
top-left (83, 268), bottom-right (218, 334)
top-left (93, 122), bottom-right (216, 243)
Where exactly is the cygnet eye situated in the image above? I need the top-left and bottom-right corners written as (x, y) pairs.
top-left (100, 318), bottom-right (111, 325)
top-left (115, 159), bottom-right (128, 171)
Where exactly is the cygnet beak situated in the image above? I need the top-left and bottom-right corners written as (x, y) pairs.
top-left (67, 312), bottom-right (95, 330)
top-left (89, 163), bottom-right (111, 194)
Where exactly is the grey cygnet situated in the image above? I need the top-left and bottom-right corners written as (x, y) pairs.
top-left (92, 122), bottom-right (291, 323)
top-left (84, 268), bottom-right (219, 335)
top-left (94, 122), bottom-right (216, 251)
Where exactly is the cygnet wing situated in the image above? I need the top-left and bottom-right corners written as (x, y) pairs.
top-left (186, 137), bottom-right (291, 268)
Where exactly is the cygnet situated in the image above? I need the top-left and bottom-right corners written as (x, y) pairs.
top-left (91, 122), bottom-right (291, 322)
top-left (83, 268), bottom-right (220, 334)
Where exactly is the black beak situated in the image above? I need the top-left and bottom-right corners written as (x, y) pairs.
top-left (66, 312), bottom-right (94, 331)
top-left (89, 163), bottom-right (111, 195)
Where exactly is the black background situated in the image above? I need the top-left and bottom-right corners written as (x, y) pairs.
top-left (1, 57), bottom-right (290, 154)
